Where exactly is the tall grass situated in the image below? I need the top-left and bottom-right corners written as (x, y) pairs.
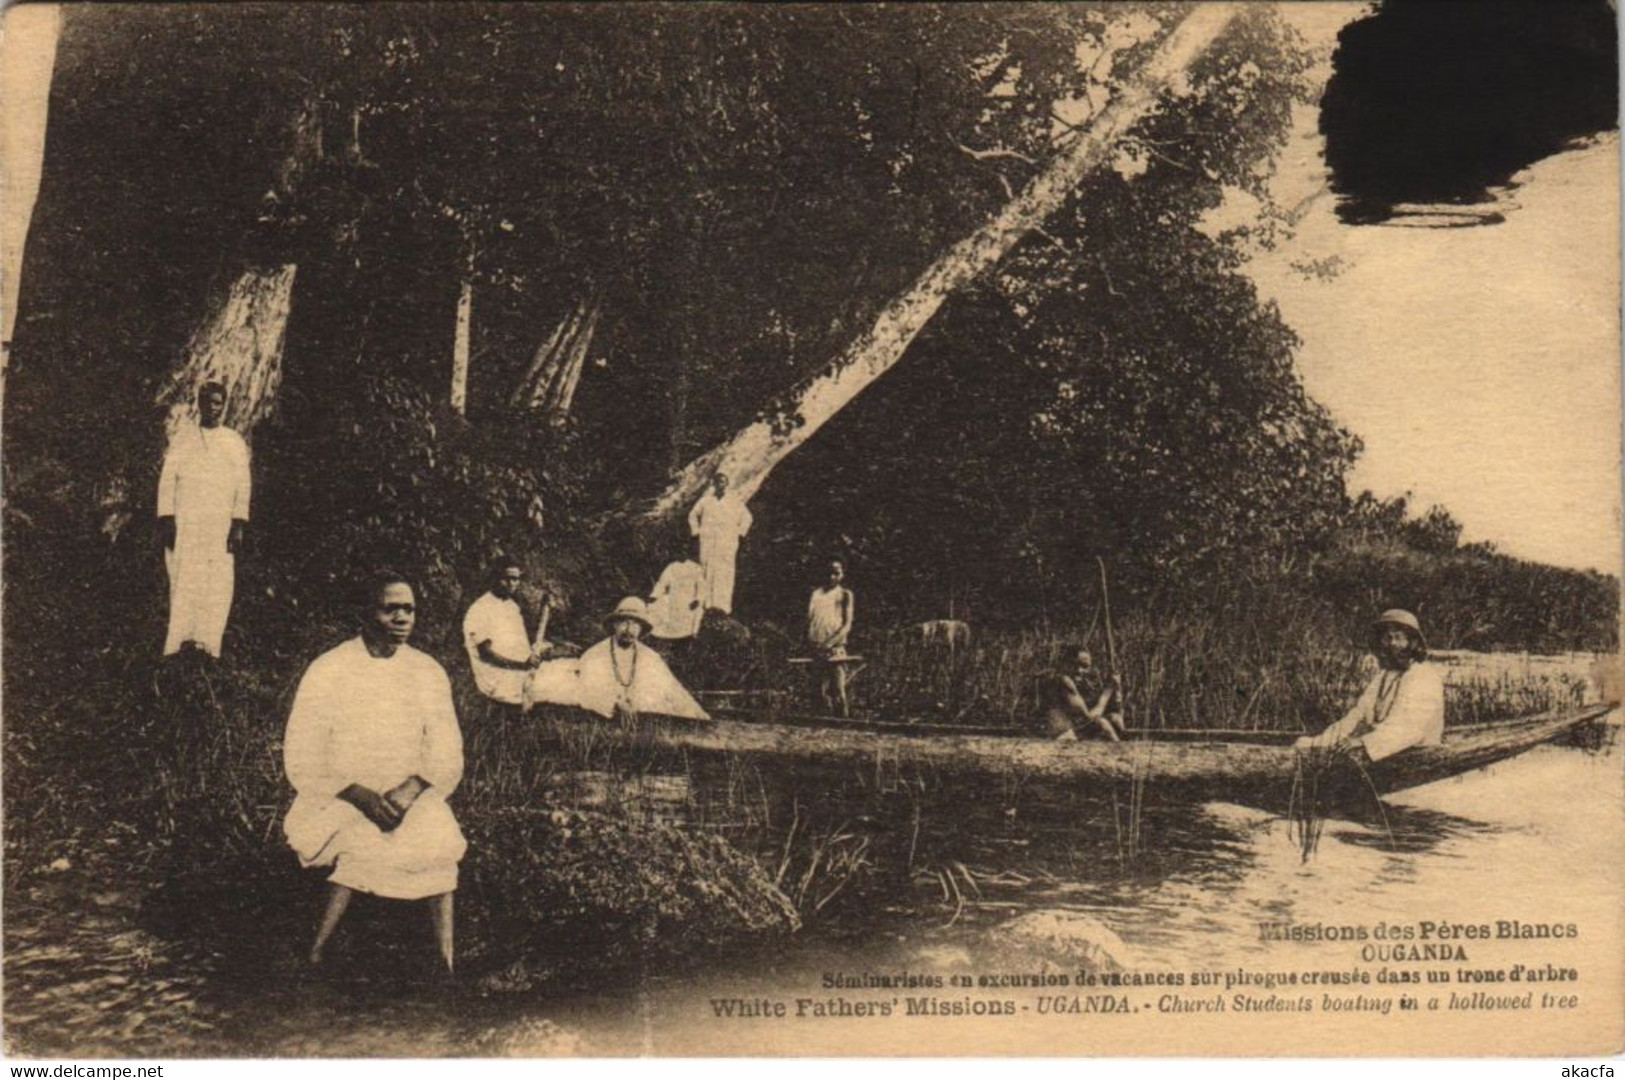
top-left (4, 589), bottom-right (1605, 979)
top-left (774, 596), bottom-right (1602, 732)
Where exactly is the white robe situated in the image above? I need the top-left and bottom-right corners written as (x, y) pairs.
top-left (522, 657), bottom-right (583, 712)
top-left (283, 638), bottom-right (467, 899)
top-left (807, 586), bottom-right (854, 654)
top-left (1304, 662), bottom-right (1445, 762)
top-left (157, 424), bottom-right (250, 656)
top-left (688, 492), bottom-right (752, 614)
top-left (462, 591), bottom-right (530, 704)
top-left (574, 638), bottom-right (709, 721)
top-left (647, 560), bottom-right (706, 640)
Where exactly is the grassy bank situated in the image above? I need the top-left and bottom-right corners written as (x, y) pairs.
top-left (2, 652), bottom-right (802, 992)
top-left (3, 586), bottom-right (1605, 999)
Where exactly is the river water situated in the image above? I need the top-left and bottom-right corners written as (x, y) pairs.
top-left (5, 711), bottom-right (1621, 1057)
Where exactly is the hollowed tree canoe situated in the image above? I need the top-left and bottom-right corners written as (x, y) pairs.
top-left (529, 702), bottom-right (1616, 808)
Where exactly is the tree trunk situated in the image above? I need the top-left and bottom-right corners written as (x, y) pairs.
top-left (548, 302), bottom-right (597, 424)
top-left (638, 4), bottom-right (1241, 525)
top-left (158, 91), bottom-right (327, 434)
top-left (159, 264), bottom-right (299, 437)
top-left (512, 306), bottom-right (576, 408)
top-left (1, 5), bottom-right (63, 380)
top-left (511, 297), bottom-right (599, 423)
top-left (451, 277), bottom-right (472, 415)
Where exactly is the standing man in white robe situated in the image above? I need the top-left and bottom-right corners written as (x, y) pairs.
top-left (157, 381), bottom-right (251, 657)
top-left (1296, 609), bottom-right (1444, 763)
top-left (283, 572), bottom-right (466, 971)
top-left (687, 473), bottom-right (752, 615)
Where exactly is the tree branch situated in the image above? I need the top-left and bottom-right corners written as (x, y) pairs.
top-left (957, 143), bottom-right (1038, 166)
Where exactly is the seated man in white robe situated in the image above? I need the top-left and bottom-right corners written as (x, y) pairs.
top-left (574, 597), bottom-right (709, 721)
top-left (1296, 609), bottom-right (1444, 764)
top-left (283, 572), bottom-right (466, 971)
top-left (647, 559), bottom-right (706, 640)
top-left (463, 558), bottom-right (547, 705)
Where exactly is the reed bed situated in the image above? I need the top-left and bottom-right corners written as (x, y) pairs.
top-left (772, 613), bottom-right (1601, 733)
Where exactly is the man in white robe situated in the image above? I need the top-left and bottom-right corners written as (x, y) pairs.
top-left (157, 381), bottom-right (251, 657)
top-left (463, 559), bottom-right (546, 704)
top-left (1297, 609), bottom-right (1444, 763)
top-left (283, 573), bottom-right (466, 971)
top-left (574, 597), bottom-right (709, 721)
top-left (647, 559), bottom-right (706, 640)
top-left (687, 473), bottom-right (752, 614)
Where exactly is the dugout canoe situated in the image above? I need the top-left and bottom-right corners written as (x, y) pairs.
top-left (530, 701), bottom-right (1616, 807)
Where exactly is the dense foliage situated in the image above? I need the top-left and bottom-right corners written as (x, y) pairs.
top-left (4, 4), bottom-right (1615, 728)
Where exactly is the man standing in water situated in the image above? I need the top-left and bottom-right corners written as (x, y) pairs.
top-left (806, 558), bottom-right (856, 716)
top-left (1038, 646), bottom-right (1124, 743)
top-left (157, 380), bottom-right (251, 657)
top-left (1296, 609), bottom-right (1444, 763)
top-left (687, 473), bottom-right (752, 615)
top-left (283, 572), bottom-right (466, 972)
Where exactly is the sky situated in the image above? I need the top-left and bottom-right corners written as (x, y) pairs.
top-left (1238, 4), bottom-right (1621, 575)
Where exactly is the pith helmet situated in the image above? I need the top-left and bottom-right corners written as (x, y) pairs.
top-left (1375, 609), bottom-right (1426, 653)
top-left (605, 596), bottom-right (653, 633)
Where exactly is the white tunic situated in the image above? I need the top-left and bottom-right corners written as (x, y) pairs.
top-left (283, 638), bottom-right (467, 899)
top-left (462, 591), bottom-right (530, 704)
top-left (575, 638), bottom-right (709, 721)
top-left (647, 560), bottom-right (706, 640)
top-left (687, 492), bottom-right (752, 614)
top-left (1305, 662), bottom-right (1445, 762)
top-left (807, 586), bottom-right (854, 654)
top-left (157, 424), bottom-right (251, 656)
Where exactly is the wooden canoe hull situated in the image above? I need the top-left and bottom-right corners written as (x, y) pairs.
top-left (525, 703), bottom-right (1616, 807)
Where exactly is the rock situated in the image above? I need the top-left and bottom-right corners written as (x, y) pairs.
top-left (988, 909), bottom-right (1138, 974)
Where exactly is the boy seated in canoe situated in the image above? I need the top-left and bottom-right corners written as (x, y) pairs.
top-left (1295, 609), bottom-right (1444, 764)
top-left (1038, 646), bottom-right (1124, 742)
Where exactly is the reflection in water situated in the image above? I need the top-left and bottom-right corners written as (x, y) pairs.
top-left (4, 730), bottom-right (1620, 1055)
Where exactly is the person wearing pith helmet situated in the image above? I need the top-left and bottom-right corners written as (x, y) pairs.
top-left (1296, 609), bottom-right (1443, 763)
top-left (575, 596), bottom-right (709, 722)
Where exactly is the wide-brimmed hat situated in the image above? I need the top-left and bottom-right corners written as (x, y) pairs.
top-left (604, 596), bottom-right (653, 633)
top-left (1374, 609), bottom-right (1426, 652)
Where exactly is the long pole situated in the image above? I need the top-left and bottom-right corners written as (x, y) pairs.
top-left (1096, 556), bottom-right (1118, 677)
top-left (532, 598), bottom-right (552, 655)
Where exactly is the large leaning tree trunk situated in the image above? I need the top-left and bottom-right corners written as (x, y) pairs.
top-left (637, 3), bottom-right (1241, 527)
top-left (158, 264), bottom-right (298, 439)
top-left (156, 96), bottom-right (327, 436)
